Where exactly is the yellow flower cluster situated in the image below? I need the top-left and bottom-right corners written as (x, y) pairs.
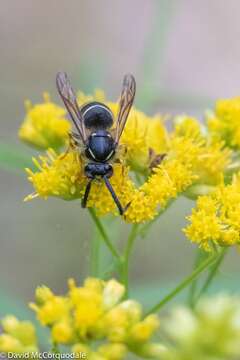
top-left (28, 277), bottom-right (163, 359)
top-left (20, 91), bottom-right (233, 223)
top-left (184, 173), bottom-right (240, 251)
top-left (19, 93), bottom-right (70, 150)
top-left (24, 139), bottom-right (196, 223)
top-left (207, 96), bottom-right (240, 148)
top-left (172, 115), bottom-right (231, 186)
top-left (0, 316), bottom-right (38, 354)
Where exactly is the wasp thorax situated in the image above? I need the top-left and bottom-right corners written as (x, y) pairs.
top-left (86, 130), bottom-right (115, 162)
top-left (81, 102), bottom-right (113, 129)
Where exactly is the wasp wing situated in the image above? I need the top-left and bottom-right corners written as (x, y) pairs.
top-left (56, 72), bottom-right (87, 143)
top-left (114, 74), bottom-right (136, 145)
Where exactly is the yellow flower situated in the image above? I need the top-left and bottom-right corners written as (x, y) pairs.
top-left (195, 141), bottom-right (231, 185)
top-left (74, 292), bottom-right (103, 337)
top-left (0, 316), bottom-right (38, 353)
top-left (184, 196), bottom-right (222, 251)
top-left (120, 110), bottom-right (167, 173)
top-left (172, 120), bottom-right (231, 186)
top-left (24, 130), bottom-right (199, 223)
top-left (19, 93), bottom-right (70, 150)
top-left (35, 285), bottom-right (54, 304)
top-left (142, 159), bottom-right (195, 206)
top-left (207, 96), bottom-right (240, 148)
top-left (0, 334), bottom-right (23, 353)
top-left (128, 314), bottom-right (160, 343)
top-left (27, 278), bottom-right (162, 358)
top-left (184, 174), bottom-right (240, 250)
top-left (102, 279), bottom-right (125, 310)
top-left (30, 290), bottom-right (70, 326)
top-left (51, 320), bottom-right (74, 344)
top-left (174, 115), bottom-right (203, 142)
top-left (25, 149), bottom-right (85, 201)
top-left (25, 147), bottom-right (196, 223)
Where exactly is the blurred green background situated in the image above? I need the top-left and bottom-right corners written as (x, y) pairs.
top-left (0, 0), bottom-right (239, 321)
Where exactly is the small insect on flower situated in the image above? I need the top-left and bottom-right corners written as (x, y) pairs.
top-left (56, 72), bottom-right (136, 215)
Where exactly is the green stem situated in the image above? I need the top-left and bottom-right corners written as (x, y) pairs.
top-left (195, 248), bottom-right (227, 302)
top-left (88, 208), bottom-right (120, 260)
top-left (90, 229), bottom-right (100, 277)
top-left (122, 224), bottom-right (139, 297)
top-left (188, 249), bottom-right (207, 307)
top-left (145, 254), bottom-right (218, 315)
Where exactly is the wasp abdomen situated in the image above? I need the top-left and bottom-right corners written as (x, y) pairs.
top-left (81, 102), bottom-right (113, 129)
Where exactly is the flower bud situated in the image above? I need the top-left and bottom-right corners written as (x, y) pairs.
top-left (103, 279), bottom-right (125, 309)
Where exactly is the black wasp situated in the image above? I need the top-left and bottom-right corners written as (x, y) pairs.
top-left (56, 72), bottom-right (136, 215)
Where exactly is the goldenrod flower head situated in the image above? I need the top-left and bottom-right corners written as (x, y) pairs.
top-left (128, 314), bottom-right (160, 343)
top-left (120, 110), bottom-right (167, 173)
top-left (19, 93), bottom-right (70, 150)
top-left (174, 115), bottom-right (204, 141)
top-left (35, 285), bottom-right (54, 304)
top-left (184, 174), bottom-right (240, 250)
top-left (27, 277), bottom-right (162, 358)
top-left (30, 293), bottom-right (70, 326)
top-left (1, 316), bottom-right (19, 334)
top-left (25, 140), bottom-right (197, 223)
top-left (0, 334), bottom-right (23, 354)
top-left (51, 319), bottom-right (74, 344)
top-left (25, 149), bottom-right (86, 201)
top-left (74, 291), bottom-right (103, 336)
top-left (82, 277), bottom-right (104, 293)
top-left (102, 279), bottom-right (125, 310)
top-left (141, 159), bottom-right (196, 208)
top-left (195, 141), bottom-right (231, 185)
top-left (171, 122), bottom-right (231, 186)
top-left (207, 96), bottom-right (240, 149)
top-left (0, 316), bottom-right (38, 353)
top-left (161, 294), bottom-right (240, 359)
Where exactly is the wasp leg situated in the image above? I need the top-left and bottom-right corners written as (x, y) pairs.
top-left (103, 175), bottom-right (125, 215)
top-left (82, 178), bottom-right (94, 208)
top-left (60, 132), bottom-right (79, 160)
